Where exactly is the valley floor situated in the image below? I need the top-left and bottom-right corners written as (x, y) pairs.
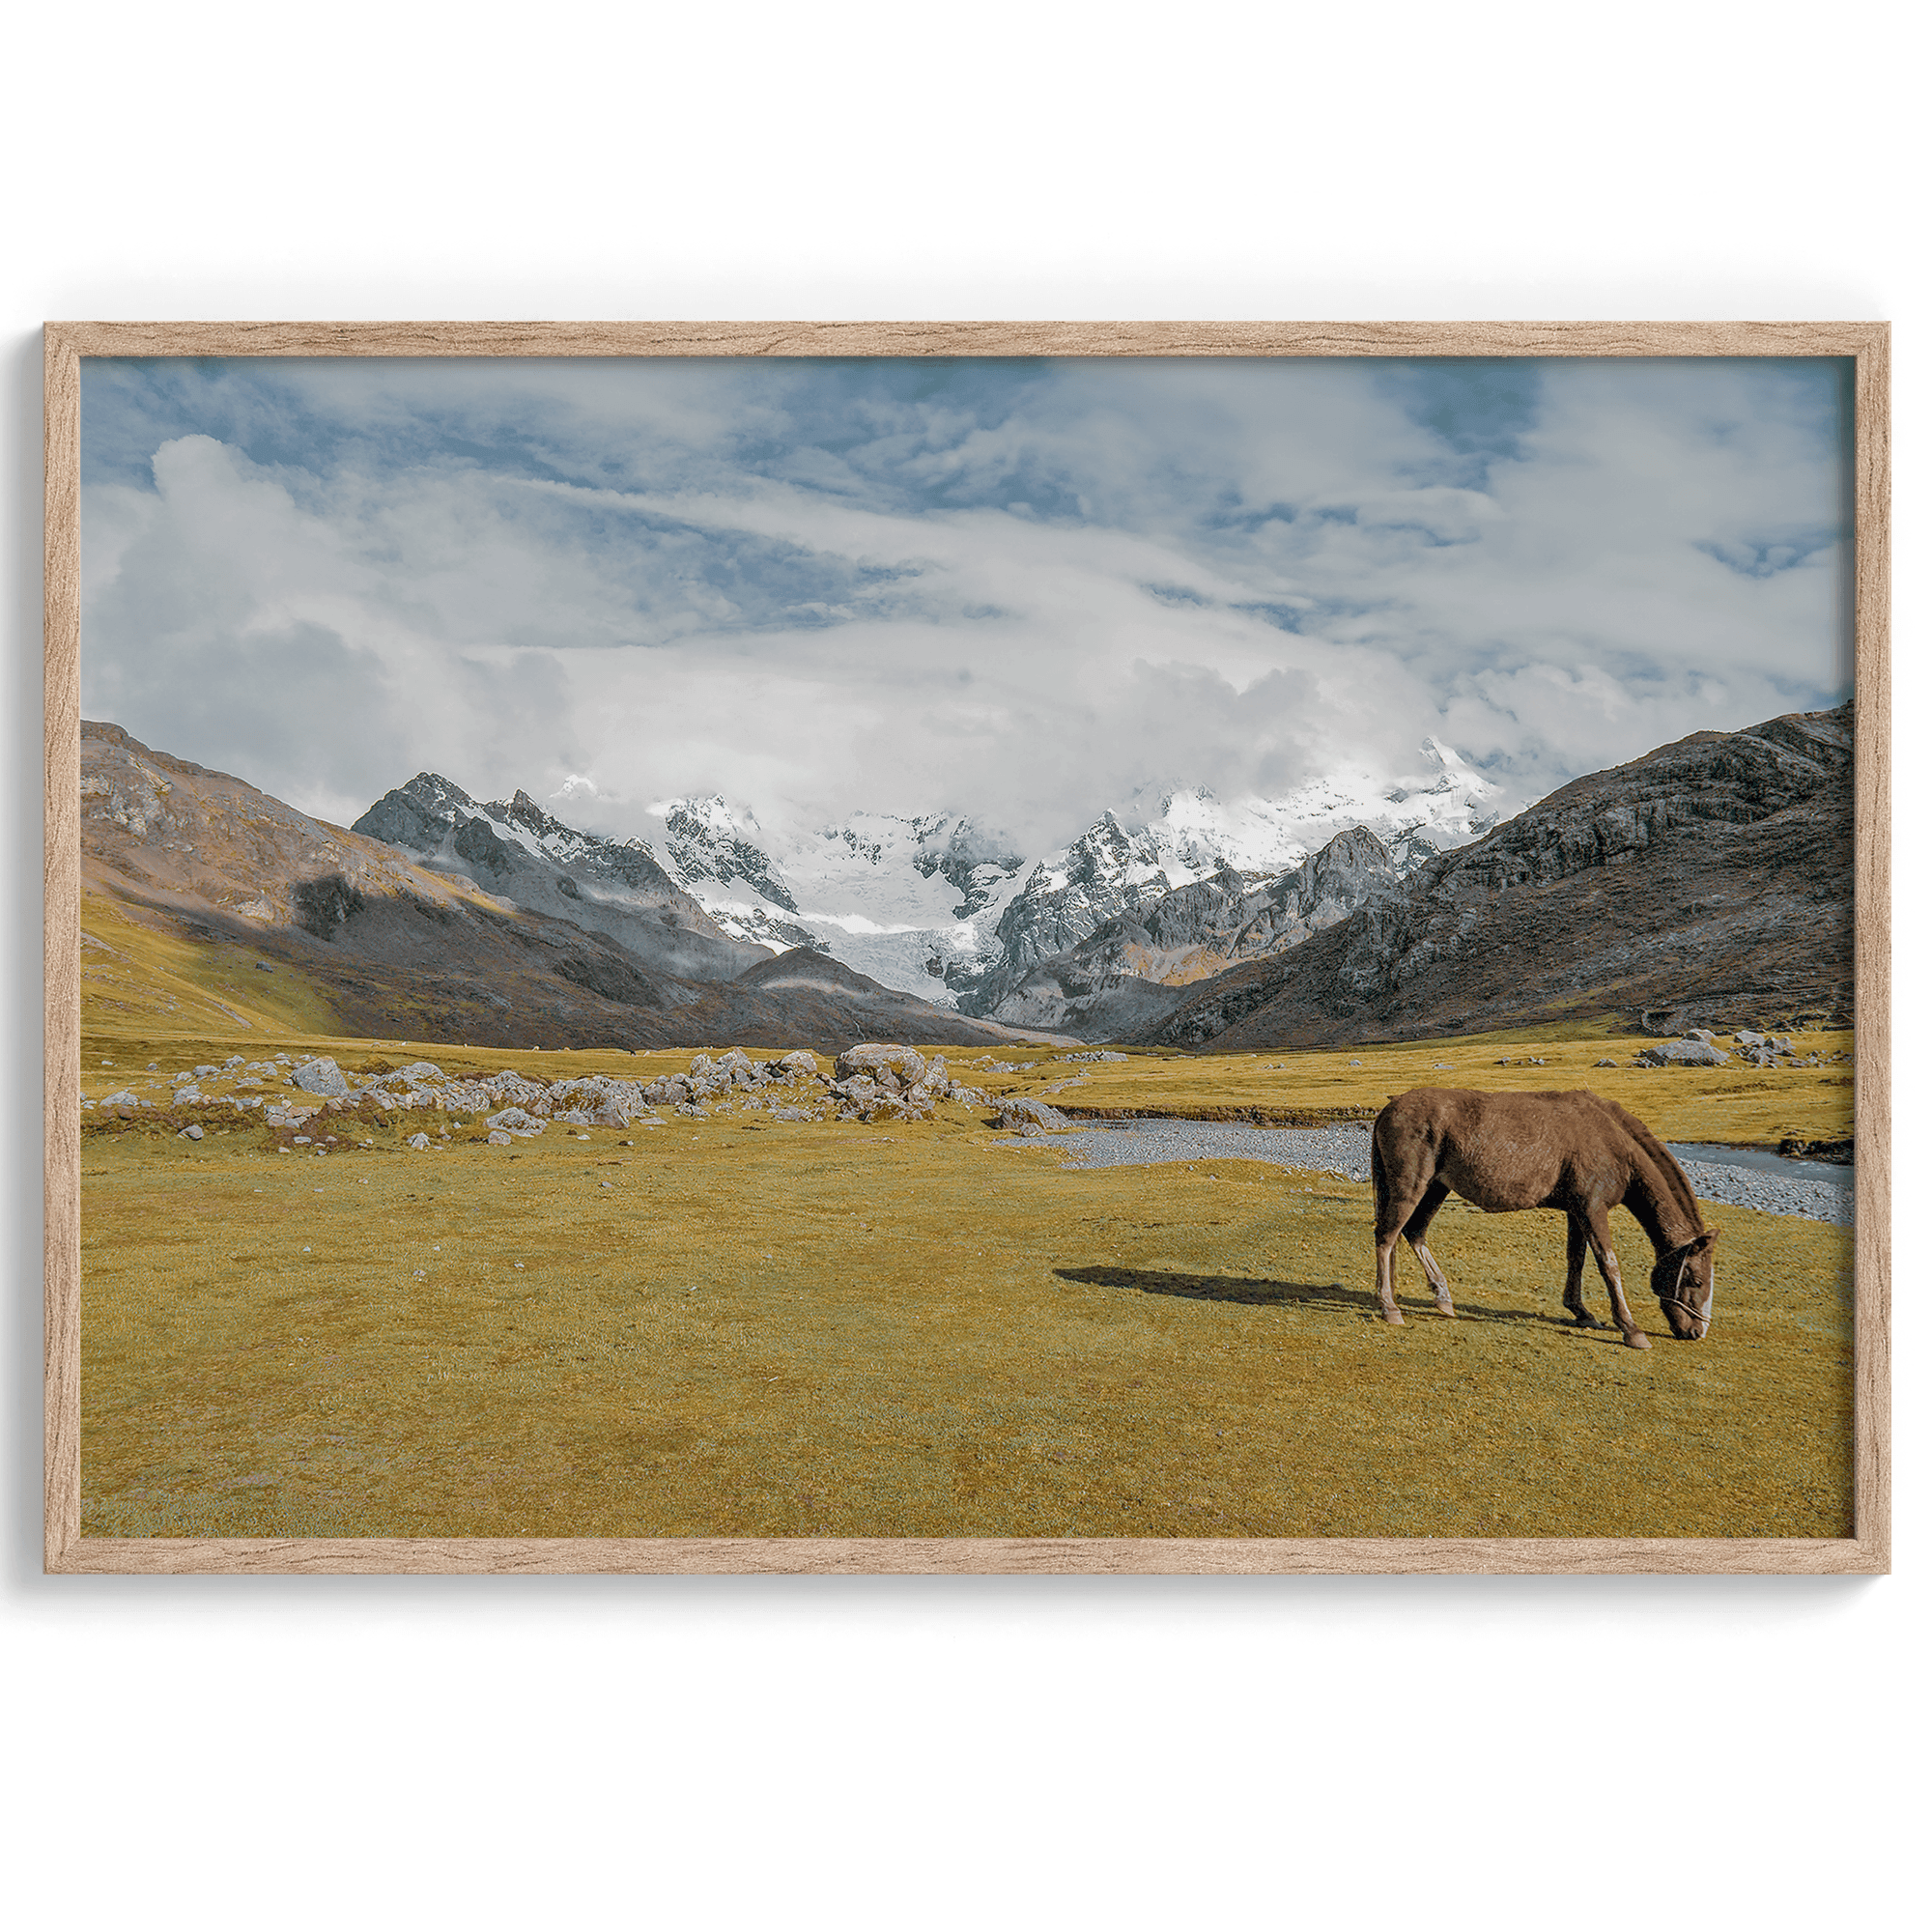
top-left (73, 1021), bottom-right (1859, 1543)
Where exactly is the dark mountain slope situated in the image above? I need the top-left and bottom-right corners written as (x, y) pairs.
top-left (1131, 702), bottom-right (1855, 1051)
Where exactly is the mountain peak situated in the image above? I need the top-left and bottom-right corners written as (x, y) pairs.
top-left (401, 772), bottom-right (475, 814)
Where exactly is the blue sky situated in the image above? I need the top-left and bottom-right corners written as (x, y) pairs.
top-left (79, 354), bottom-right (1854, 849)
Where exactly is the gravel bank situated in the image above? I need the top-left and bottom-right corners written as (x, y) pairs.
top-left (1031, 1118), bottom-right (1852, 1226)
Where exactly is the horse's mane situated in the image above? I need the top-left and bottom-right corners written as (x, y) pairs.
top-left (1593, 1094), bottom-right (1707, 1238)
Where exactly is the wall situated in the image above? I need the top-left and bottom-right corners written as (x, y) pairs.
top-left (3, 5), bottom-right (1922, 1925)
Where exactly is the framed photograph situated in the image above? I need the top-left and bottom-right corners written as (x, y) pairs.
top-left (43, 321), bottom-right (1889, 1575)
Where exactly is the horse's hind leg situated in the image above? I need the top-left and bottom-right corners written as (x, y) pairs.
top-left (1403, 1181), bottom-right (1456, 1318)
top-left (1562, 1213), bottom-right (1602, 1327)
top-left (1373, 1146), bottom-right (1429, 1327)
top-left (1583, 1206), bottom-right (1650, 1351)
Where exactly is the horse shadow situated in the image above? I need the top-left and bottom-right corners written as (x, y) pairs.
top-left (1055, 1264), bottom-right (1577, 1331)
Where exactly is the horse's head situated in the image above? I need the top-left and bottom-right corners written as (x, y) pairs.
top-left (1651, 1231), bottom-right (1718, 1340)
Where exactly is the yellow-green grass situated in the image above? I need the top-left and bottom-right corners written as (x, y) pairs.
top-left (1016, 1019), bottom-right (1856, 1151)
top-left (80, 1077), bottom-right (1853, 1541)
top-left (82, 889), bottom-right (343, 1040)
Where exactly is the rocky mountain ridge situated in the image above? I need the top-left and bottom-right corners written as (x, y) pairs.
top-left (986, 825), bottom-right (1410, 1039)
top-left (353, 774), bottom-right (781, 979)
top-left (1131, 702), bottom-right (1855, 1051)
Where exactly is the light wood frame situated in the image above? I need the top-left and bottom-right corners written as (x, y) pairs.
top-left (43, 320), bottom-right (1891, 1575)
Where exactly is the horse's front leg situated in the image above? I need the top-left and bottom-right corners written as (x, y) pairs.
top-left (1562, 1213), bottom-right (1602, 1327)
top-left (1583, 1208), bottom-right (1650, 1350)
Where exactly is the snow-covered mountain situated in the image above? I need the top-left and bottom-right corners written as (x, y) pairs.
top-left (629, 740), bottom-right (1505, 1011)
top-left (351, 739), bottom-right (1504, 1010)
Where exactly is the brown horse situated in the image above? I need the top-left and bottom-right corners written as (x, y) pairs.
top-left (1371, 1088), bottom-right (1718, 1350)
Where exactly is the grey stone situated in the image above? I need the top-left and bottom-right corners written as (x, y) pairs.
top-left (179, 1123), bottom-right (204, 1141)
top-left (837, 1043), bottom-right (927, 1088)
top-left (293, 1057), bottom-right (351, 1097)
top-left (407, 1131), bottom-right (430, 1151)
top-left (993, 1095), bottom-right (1068, 1132)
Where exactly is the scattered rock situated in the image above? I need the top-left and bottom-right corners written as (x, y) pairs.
top-left (1595, 1058), bottom-right (1618, 1066)
top-left (1634, 1038), bottom-right (1731, 1067)
top-left (485, 1106), bottom-right (546, 1138)
top-left (992, 1095), bottom-right (1068, 1132)
top-left (407, 1132), bottom-right (430, 1151)
top-left (487, 1129), bottom-right (515, 1146)
top-left (179, 1123), bottom-right (204, 1141)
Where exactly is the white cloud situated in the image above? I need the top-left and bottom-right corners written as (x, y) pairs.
top-left (79, 357), bottom-right (1851, 852)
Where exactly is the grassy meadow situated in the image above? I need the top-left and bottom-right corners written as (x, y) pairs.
top-left (75, 892), bottom-right (1858, 1541)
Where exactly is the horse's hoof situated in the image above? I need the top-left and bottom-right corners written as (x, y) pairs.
top-left (1434, 1304), bottom-right (1456, 1319)
top-left (1382, 1310), bottom-right (1406, 1326)
top-left (1571, 1312), bottom-right (1602, 1329)
top-left (1623, 1330), bottom-right (1652, 1351)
